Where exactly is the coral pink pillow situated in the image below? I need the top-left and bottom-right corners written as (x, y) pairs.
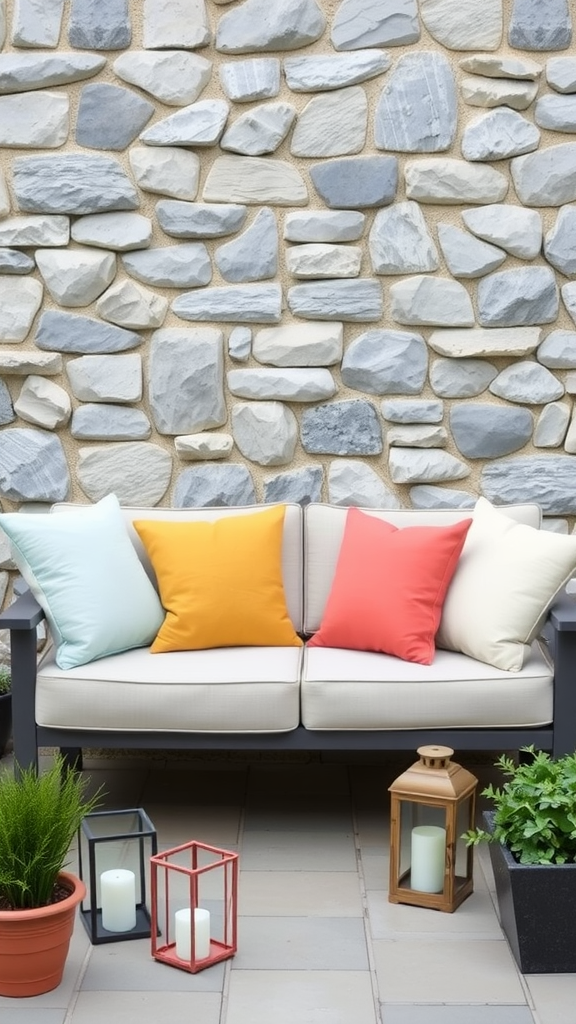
top-left (308, 508), bottom-right (472, 665)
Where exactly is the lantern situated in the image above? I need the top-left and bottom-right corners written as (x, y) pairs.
top-left (388, 745), bottom-right (478, 913)
top-left (150, 840), bottom-right (238, 974)
top-left (78, 808), bottom-right (157, 943)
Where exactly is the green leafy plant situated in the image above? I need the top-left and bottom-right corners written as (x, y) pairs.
top-left (0, 756), bottom-right (103, 910)
top-left (463, 746), bottom-right (576, 865)
top-left (0, 666), bottom-right (10, 696)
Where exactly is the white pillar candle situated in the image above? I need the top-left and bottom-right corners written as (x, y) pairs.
top-left (174, 907), bottom-right (211, 961)
top-left (100, 869), bottom-right (137, 932)
top-left (410, 825), bottom-right (446, 893)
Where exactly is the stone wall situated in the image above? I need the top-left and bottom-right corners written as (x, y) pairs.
top-left (1, 0), bottom-right (576, 585)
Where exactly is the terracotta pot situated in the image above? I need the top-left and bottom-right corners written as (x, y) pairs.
top-left (0, 871), bottom-right (86, 997)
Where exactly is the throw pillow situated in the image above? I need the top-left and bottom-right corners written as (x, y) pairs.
top-left (0, 493), bottom-right (164, 670)
top-left (437, 496), bottom-right (576, 671)
top-left (307, 507), bottom-right (472, 665)
top-left (133, 505), bottom-right (303, 652)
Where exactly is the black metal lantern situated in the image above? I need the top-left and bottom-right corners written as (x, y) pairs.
top-left (78, 808), bottom-right (157, 943)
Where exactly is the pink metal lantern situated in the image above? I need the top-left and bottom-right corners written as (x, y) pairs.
top-left (150, 840), bottom-right (238, 974)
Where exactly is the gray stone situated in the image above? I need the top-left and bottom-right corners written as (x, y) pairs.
top-left (71, 404), bottom-right (151, 440)
top-left (430, 358), bottom-right (498, 397)
top-left (546, 57), bottom-right (576, 94)
top-left (12, 0), bottom-right (64, 47)
top-left (537, 330), bottom-right (576, 368)
top-left (331, 0), bottom-right (419, 49)
top-left (477, 267), bottom-right (558, 327)
top-left (214, 208), bottom-right (278, 282)
top-left (481, 455), bottom-right (576, 513)
top-left (113, 51), bottom-right (212, 106)
top-left (0, 380), bottom-right (13, 425)
top-left (450, 402), bottom-right (533, 458)
top-left (410, 485), bottom-right (475, 509)
top-left (375, 52), bottom-right (457, 152)
top-left (228, 326), bottom-right (252, 361)
top-left (564, 412), bottom-right (576, 454)
top-left (77, 443), bottom-right (171, 506)
top-left (461, 108), bottom-right (540, 161)
top-left (221, 102), bottom-right (296, 156)
top-left (542, 518), bottom-right (570, 533)
top-left (0, 350), bottom-right (62, 375)
top-left (149, 327), bottom-right (225, 434)
top-left (512, 145), bottom-right (576, 206)
top-left (390, 276), bottom-right (474, 326)
top-left (287, 279), bottom-right (383, 321)
top-left (534, 402), bottom-right (570, 447)
top-left (156, 201), bottom-right (246, 238)
top-left (0, 0), bottom-right (5, 47)
top-left (70, 213), bottom-right (152, 253)
top-left (129, 147), bottom-right (200, 201)
top-left (342, 328), bottom-right (427, 395)
top-left (253, 323), bottom-right (343, 366)
top-left (263, 466), bottom-right (323, 505)
top-left (284, 50), bottom-right (390, 91)
top-left (12, 154), bottom-right (139, 214)
top-left (509, 0), bottom-right (572, 51)
top-left (76, 83), bottom-right (154, 151)
top-left (286, 243), bottom-right (361, 279)
top-left (462, 204), bottom-right (542, 259)
top-left (459, 54), bottom-right (542, 79)
top-left (389, 448), bottom-right (470, 484)
top-left (219, 58), bottom-right (281, 102)
top-left (535, 95), bottom-right (576, 133)
top-left (142, 0), bottom-right (210, 49)
top-left (369, 201), bottom-right (439, 274)
top-left (387, 424), bottom-right (447, 447)
top-left (13, 376), bottom-right (71, 430)
top-left (140, 100), bottom-right (229, 147)
top-left (232, 401), bottom-right (298, 465)
top-left (35, 310), bottom-right (141, 354)
top-left (381, 399), bottom-right (443, 423)
top-left (122, 244), bottom-right (211, 288)
top-left (34, 248), bottom-right (116, 306)
top-left (0, 214), bottom-right (68, 247)
top-left (174, 433), bottom-right (233, 461)
top-left (228, 367), bottom-right (336, 401)
top-left (564, 372), bottom-right (576, 395)
top-left (216, 0), bottom-right (325, 53)
top-left (428, 326), bottom-right (542, 358)
top-left (174, 465), bottom-right (256, 507)
top-left (0, 91), bottom-right (69, 148)
top-left (0, 429), bottom-right (69, 502)
top-left (327, 460), bottom-right (402, 507)
top-left (562, 282), bottom-right (576, 326)
top-left (283, 210), bottom-right (365, 242)
top-left (420, 0), bottom-right (502, 49)
top-left (436, 223), bottom-right (506, 278)
top-left (291, 87), bottom-right (367, 157)
top-left (301, 399), bottom-right (382, 455)
top-left (0, 249), bottom-right (35, 274)
top-left (0, 52), bottom-right (105, 93)
top-left (0, 277), bottom-right (43, 342)
top-left (203, 156), bottom-right (308, 206)
top-left (544, 205), bottom-right (576, 275)
top-left (460, 76), bottom-right (538, 110)
top-left (489, 361), bottom-right (564, 404)
top-left (0, 170), bottom-right (7, 218)
top-left (69, 0), bottom-right (131, 49)
top-left (405, 158), bottom-right (508, 204)
top-left (96, 280), bottom-right (168, 330)
top-left (66, 353), bottom-right (142, 403)
top-left (310, 155), bottom-right (398, 208)
top-left (173, 284), bottom-right (282, 323)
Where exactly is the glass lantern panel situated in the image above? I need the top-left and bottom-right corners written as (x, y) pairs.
top-left (79, 811), bottom-right (154, 914)
top-left (154, 845), bottom-right (236, 952)
top-left (398, 800), bottom-right (447, 893)
top-left (454, 796), bottom-right (474, 889)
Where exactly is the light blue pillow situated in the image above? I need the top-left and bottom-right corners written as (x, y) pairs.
top-left (0, 493), bottom-right (164, 670)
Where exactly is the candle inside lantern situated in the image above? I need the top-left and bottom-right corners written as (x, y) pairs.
top-left (100, 869), bottom-right (137, 932)
top-left (174, 907), bottom-right (211, 961)
top-left (410, 825), bottom-right (446, 893)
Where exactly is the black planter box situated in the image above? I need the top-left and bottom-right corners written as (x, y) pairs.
top-left (484, 810), bottom-right (576, 973)
top-left (0, 693), bottom-right (11, 758)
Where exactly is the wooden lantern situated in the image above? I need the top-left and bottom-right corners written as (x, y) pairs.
top-left (388, 745), bottom-right (478, 913)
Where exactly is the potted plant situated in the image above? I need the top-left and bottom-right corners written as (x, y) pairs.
top-left (0, 755), bottom-right (103, 997)
top-left (464, 746), bottom-right (576, 973)
top-left (0, 664), bottom-right (11, 758)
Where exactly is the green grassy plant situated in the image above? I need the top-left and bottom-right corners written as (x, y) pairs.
top-left (0, 666), bottom-right (10, 696)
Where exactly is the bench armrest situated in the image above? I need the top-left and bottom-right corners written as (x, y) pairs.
top-left (548, 591), bottom-right (576, 632)
top-left (0, 589), bottom-right (45, 772)
top-left (0, 589), bottom-right (45, 631)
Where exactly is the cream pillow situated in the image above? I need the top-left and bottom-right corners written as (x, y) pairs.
top-left (437, 497), bottom-right (576, 671)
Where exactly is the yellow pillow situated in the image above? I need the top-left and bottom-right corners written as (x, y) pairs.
top-left (133, 506), bottom-right (302, 652)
